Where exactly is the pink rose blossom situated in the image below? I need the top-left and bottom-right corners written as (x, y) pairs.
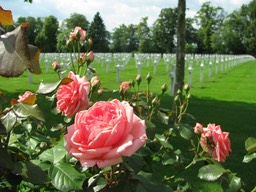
top-left (56, 71), bottom-right (90, 117)
top-left (199, 123), bottom-right (231, 162)
top-left (64, 99), bottom-right (147, 168)
top-left (17, 91), bottom-right (37, 105)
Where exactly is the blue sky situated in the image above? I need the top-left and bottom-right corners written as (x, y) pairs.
top-left (1, 0), bottom-right (252, 32)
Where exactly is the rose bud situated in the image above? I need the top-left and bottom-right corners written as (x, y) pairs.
top-left (136, 74), bottom-right (142, 86)
top-left (161, 84), bottom-right (168, 95)
top-left (91, 75), bottom-right (101, 91)
top-left (52, 61), bottom-right (61, 71)
top-left (146, 72), bottom-right (152, 84)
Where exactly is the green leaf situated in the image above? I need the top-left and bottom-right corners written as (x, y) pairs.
top-left (155, 134), bottom-right (173, 149)
top-left (162, 152), bottom-right (176, 165)
top-left (36, 77), bottom-right (72, 95)
top-left (157, 110), bottom-right (169, 125)
top-left (0, 110), bottom-right (16, 134)
top-left (39, 140), bottom-right (67, 164)
top-left (198, 164), bottom-right (226, 181)
top-left (12, 103), bottom-right (45, 122)
top-left (0, 148), bottom-right (15, 170)
top-left (245, 137), bottom-right (256, 154)
top-left (93, 177), bottom-right (107, 192)
top-left (178, 124), bottom-right (194, 140)
top-left (243, 153), bottom-right (256, 163)
top-left (12, 161), bottom-right (48, 184)
top-left (48, 162), bottom-right (86, 192)
top-left (227, 174), bottom-right (241, 192)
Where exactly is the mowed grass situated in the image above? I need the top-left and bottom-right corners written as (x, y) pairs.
top-left (1, 56), bottom-right (256, 190)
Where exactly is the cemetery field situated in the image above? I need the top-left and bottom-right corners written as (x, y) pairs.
top-left (0, 54), bottom-right (256, 190)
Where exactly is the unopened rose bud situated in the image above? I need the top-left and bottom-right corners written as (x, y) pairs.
top-left (186, 93), bottom-right (191, 99)
top-left (119, 81), bottom-right (130, 96)
top-left (136, 74), bottom-right (142, 86)
top-left (177, 89), bottom-right (181, 95)
top-left (97, 88), bottom-right (104, 96)
top-left (88, 38), bottom-right (93, 47)
top-left (146, 72), bottom-right (152, 84)
top-left (52, 61), bottom-right (61, 71)
top-left (152, 96), bottom-right (159, 107)
top-left (161, 84), bottom-right (168, 95)
top-left (91, 75), bottom-right (101, 91)
top-left (87, 51), bottom-right (94, 63)
top-left (174, 95), bottom-right (179, 103)
top-left (184, 83), bottom-right (190, 92)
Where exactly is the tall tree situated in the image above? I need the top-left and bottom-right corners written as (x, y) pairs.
top-left (35, 16), bottom-right (59, 52)
top-left (137, 17), bottom-right (153, 53)
top-left (88, 12), bottom-right (109, 52)
top-left (196, 2), bottom-right (226, 53)
top-left (125, 24), bottom-right (139, 52)
top-left (152, 8), bottom-right (177, 53)
top-left (175, 0), bottom-right (186, 97)
top-left (110, 24), bottom-right (127, 52)
top-left (65, 13), bottom-right (90, 31)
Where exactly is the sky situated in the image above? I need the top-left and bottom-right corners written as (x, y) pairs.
top-left (1, 0), bottom-right (252, 32)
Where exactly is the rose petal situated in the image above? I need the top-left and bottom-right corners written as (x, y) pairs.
top-left (119, 134), bottom-right (147, 156)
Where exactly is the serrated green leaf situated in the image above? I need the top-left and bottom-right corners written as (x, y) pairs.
top-left (39, 140), bottom-right (66, 164)
top-left (12, 103), bottom-right (45, 122)
top-left (0, 110), bottom-right (16, 134)
top-left (245, 137), bottom-right (256, 153)
top-left (36, 77), bottom-right (72, 95)
top-left (242, 153), bottom-right (256, 163)
top-left (48, 162), bottom-right (86, 192)
top-left (198, 164), bottom-right (226, 181)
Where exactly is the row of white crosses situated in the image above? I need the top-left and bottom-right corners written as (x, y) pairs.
top-left (168, 54), bottom-right (255, 95)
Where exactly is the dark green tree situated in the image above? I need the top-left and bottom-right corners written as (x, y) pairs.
top-left (110, 24), bottom-right (127, 52)
top-left (64, 13), bottom-right (90, 31)
top-left (88, 12), bottom-right (109, 52)
top-left (196, 2), bottom-right (226, 53)
top-left (35, 16), bottom-right (59, 52)
top-left (152, 8), bottom-right (177, 53)
top-left (124, 24), bottom-right (139, 52)
top-left (137, 17), bottom-right (153, 53)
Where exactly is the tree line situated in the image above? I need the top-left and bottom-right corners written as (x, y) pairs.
top-left (5, 0), bottom-right (256, 56)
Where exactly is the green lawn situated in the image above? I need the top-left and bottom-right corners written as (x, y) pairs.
top-left (1, 55), bottom-right (256, 191)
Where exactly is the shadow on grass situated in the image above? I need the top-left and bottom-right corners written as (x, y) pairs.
top-left (1, 90), bottom-right (255, 190)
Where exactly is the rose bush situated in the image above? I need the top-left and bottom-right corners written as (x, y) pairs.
top-left (64, 99), bottom-right (147, 168)
top-left (56, 71), bottom-right (90, 117)
top-left (0, 25), bottom-right (248, 192)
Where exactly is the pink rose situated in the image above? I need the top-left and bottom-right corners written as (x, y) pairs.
top-left (64, 99), bottom-right (147, 168)
top-left (200, 124), bottom-right (231, 162)
top-left (56, 71), bottom-right (90, 117)
top-left (17, 91), bottom-right (37, 105)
